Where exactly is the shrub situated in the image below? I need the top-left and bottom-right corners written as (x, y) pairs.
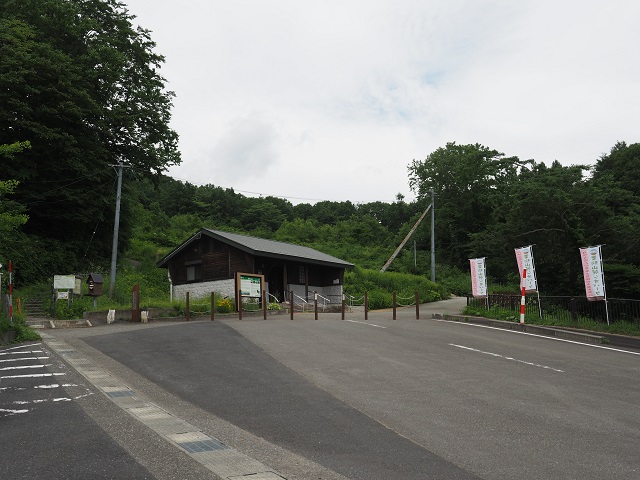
top-left (344, 266), bottom-right (448, 310)
top-left (216, 298), bottom-right (234, 313)
top-left (0, 317), bottom-right (41, 343)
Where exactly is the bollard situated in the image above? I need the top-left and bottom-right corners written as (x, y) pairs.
top-left (238, 288), bottom-right (242, 320)
top-left (364, 291), bottom-right (368, 321)
top-left (185, 291), bottom-right (190, 322)
top-left (262, 289), bottom-right (267, 320)
top-left (341, 293), bottom-right (345, 320)
top-left (393, 291), bottom-right (397, 320)
top-left (415, 290), bottom-right (420, 320)
top-left (314, 291), bottom-right (318, 320)
top-left (211, 292), bottom-right (215, 321)
top-left (290, 290), bottom-right (294, 320)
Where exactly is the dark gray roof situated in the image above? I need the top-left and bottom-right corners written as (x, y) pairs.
top-left (87, 273), bottom-right (104, 283)
top-left (157, 228), bottom-right (353, 268)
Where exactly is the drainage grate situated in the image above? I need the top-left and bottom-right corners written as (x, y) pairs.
top-left (178, 439), bottom-right (228, 453)
top-left (105, 390), bottom-right (135, 398)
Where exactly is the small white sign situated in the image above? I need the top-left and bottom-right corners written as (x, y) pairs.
top-left (57, 291), bottom-right (69, 300)
top-left (54, 275), bottom-right (76, 290)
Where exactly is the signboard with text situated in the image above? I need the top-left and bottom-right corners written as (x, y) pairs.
top-left (234, 272), bottom-right (265, 309)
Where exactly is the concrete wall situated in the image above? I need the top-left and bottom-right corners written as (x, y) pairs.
top-left (173, 280), bottom-right (342, 304)
top-left (173, 279), bottom-right (236, 301)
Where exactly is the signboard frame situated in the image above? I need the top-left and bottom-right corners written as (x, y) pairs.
top-left (234, 272), bottom-right (265, 310)
top-left (53, 275), bottom-right (76, 290)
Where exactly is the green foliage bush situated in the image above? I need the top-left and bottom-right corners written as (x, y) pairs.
top-left (463, 305), bottom-right (640, 336)
top-left (344, 266), bottom-right (447, 310)
top-left (216, 298), bottom-right (234, 313)
top-left (0, 316), bottom-right (40, 343)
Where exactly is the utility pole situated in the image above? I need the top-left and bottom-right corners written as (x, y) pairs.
top-left (109, 163), bottom-right (125, 298)
top-left (380, 203), bottom-right (432, 273)
top-left (430, 188), bottom-right (435, 282)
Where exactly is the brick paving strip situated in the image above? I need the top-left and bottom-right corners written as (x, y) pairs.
top-left (42, 334), bottom-right (286, 480)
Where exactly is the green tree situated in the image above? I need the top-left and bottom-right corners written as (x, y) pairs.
top-left (0, 142), bottom-right (30, 236)
top-left (467, 161), bottom-right (593, 293)
top-left (408, 142), bottom-right (529, 269)
top-left (0, 0), bottom-right (180, 274)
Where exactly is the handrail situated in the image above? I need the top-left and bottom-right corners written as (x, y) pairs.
top-left (347, 295), bottom-right (365, 307)
top-left (307, 293), bottom-right (330, 306)
top-left (266, 292), bottom-right (280, 304)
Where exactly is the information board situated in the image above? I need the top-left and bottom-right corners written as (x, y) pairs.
top-left (234, 272), bottom-right (265, 310)
top-left (53, 275), bottom-right (76, 290)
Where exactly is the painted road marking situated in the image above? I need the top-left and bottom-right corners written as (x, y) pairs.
top-left (1, 342), bottom-right (92, 418)
top-left (1, 372), bottom-right (66, 380)
top-left (450, 343), bottom-right (565, 372)
top-left (0, 357), bottom-right (49, 363)
top-left (0, 344), bottom-right (42, 354)
top-left (344, 320), bottom-right (387, 329)
top-left (1, 364), bottom-right (52, 371)
top-left (437, 319), bottom-right (640, 356)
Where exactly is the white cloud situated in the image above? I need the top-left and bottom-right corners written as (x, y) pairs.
top-left (127, 0), bottom-right (640, 202)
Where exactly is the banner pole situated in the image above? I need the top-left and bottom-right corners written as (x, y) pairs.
top-left (537, 291), bottom-right (543, 319)
top-left (599, 246), bottom-right (610, 325)
top-left (519, 268), bottom-right (526, 324)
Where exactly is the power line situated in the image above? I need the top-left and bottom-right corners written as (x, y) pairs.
top-left (165, 174), bottom-right (412, 204)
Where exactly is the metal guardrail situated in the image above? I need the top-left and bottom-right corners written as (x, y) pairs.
top-left (467, 294), bottom-right (640, 324)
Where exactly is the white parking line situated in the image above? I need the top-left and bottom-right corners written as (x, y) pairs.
top-left (0, 343), bottom-right (42, 353)
top-left (344, 320), bottom-right (387, 329)
top-left (450, 343), bottom-right (565, 372)
top-left (1, 373), bottom-right (65, 379)
top-left (436, 319), bottom-right (640, 356)
top-left (0, 357), bottom-right (49, 363)
top-left (0, 364), bottom-right (52, 371)
top-left (0, 408), bottom-right (29, 415)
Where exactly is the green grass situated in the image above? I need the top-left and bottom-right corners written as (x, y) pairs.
top-left (344, 266), bottom-right (448, 309)
top-left (0, 315), bottom-right (41, 343)
top-left (463, 305), bottom-right (640, 337)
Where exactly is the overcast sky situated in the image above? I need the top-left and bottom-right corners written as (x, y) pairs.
top-left (124, 0), bottom-right (639, 204)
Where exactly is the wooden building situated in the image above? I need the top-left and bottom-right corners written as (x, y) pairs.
top-left (156, 228), bottom-right (353, 303)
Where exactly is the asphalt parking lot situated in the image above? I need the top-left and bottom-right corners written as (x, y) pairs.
top-left (9, 299), bottom-right (640, 479)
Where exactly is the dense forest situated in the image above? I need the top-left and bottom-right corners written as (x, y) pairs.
top-left (1, 0), bottom-right (639, 299)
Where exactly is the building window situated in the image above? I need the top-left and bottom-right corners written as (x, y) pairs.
top-left (186, 263), bottom-right (202, 282)
top-left (298, 265), bottom-right (305, 284)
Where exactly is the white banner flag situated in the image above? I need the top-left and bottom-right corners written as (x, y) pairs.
top-left (469, 257), bottom-right (488, 298)
top-left (514, 246), bottom-right (538, 293)
top-left (579, 246), bottom-right (606, 301)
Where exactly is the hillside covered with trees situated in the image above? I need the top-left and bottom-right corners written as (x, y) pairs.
top-left (1, 0), bottom-right (639, 300)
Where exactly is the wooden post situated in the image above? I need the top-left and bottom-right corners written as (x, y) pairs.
top-left (262, 289), bottom-right (267, 320)
top-left (185, 291), bottom-right (190, 322)
top-left (238, 288), bottom-right (242, 320)
top-left (290, 290), bottom-right (294, 320)
top-left (211, 292), bottom-right (215, 321)
top-left (415, 290), bottom-right (420, 320)
top-left (393, 290), bottom-right (397, 320)
top-left (364, 291), bottom-right (368, 320)
top-left (314, 291), bottom-right (318, 320)
top-left (132, 284), bottom-right (140, 322)
top-left (341, 293), bottom-right (345, 320)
